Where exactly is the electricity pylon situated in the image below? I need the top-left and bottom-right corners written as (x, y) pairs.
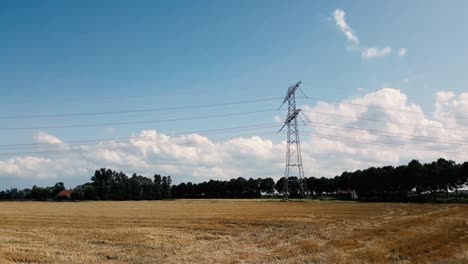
top-left (278, 81), bottom-right (307, 200)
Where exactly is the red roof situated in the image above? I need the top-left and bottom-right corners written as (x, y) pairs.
top-left (56, 190), bottom-right (73, 197)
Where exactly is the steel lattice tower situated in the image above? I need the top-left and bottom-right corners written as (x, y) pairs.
top-left (279, 81), bottom-right (307, 200)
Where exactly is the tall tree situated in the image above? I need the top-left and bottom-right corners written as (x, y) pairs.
top-left (51, 182), bottom-right (65, 197)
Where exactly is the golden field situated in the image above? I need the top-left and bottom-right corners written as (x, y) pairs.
top-left (0, 200), bottom-right (467, 264)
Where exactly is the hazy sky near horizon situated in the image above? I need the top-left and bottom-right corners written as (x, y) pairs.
top-left (1, 1), bottom-right (468, 189)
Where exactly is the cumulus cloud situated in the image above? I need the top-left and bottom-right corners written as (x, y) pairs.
top-left (433, 91), bottom-right (468, 127)
top-left (298, 89), bottom-right (467, 176)
top-left (34, 131), bottom-right (63, 145)
top-left (32, 131), bottom-right (69, 152)
top-left (332, 9), bottom-right (359, 46)
top-left (362, 47), bottom-right (392, 58)
top-left (0, 156), bottom-right (90, 180)
top-left (1, 89), bottom-right (468, 188)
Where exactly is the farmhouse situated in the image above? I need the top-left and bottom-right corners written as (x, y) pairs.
top-left (56, 190), bottom-right (73, 201)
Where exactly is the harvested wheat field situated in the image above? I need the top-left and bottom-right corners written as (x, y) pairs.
top-left (0, 200), bottom-right (467, 264)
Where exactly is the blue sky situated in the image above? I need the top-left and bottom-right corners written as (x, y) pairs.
top-left (1, 1), bottom-right (468, 188)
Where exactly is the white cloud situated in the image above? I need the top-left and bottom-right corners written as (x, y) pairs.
top-left (433, 91), bottom-right (468, 127)
top-left (34, 131), bottom-right (63, 145)
top-left (332, 9), bottom-right (359, 46)
top-left (2, 89), bottom-right (468, 187)
top-left (362, 47), bottom-right (392, 58)
top-left (398, 48), bottom-right (407, 57)
top-left (356, 87), bottom-right (365, 92)
top-left (331, 9), bottom-right (405, 60)
top-left (0, 156), bottom-right (90, 180)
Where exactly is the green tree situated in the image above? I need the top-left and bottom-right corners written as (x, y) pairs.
top-left (31, 185), bottom-right (50, 201)
top-left (51, 182), bottom-right (65, 197)
top-left (259, 178), bottom-right (275, 195)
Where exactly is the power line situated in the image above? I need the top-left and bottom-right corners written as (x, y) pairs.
top-left (0, 109), bottom-right (279, 130)
top-left (0, 131), bottom-right (281, 156)
top-left (3, 114), bottom-right (466, 150)
top-left (1, 109), bottom-right (466, 152)
top-left (3, 128), bottom-right (465, 157)
top-left (0, 123), bottom-right (280, 150)
top-left (303, 110), bottom-right (468, 132)
top-left (0, 97), bottom-right (283, 119)
top-left (1, 88), bottom-right (466, 160)
top-left (300, 131), bottom-right (467, 155)
top-left (4, 107), bottom-right (463, 132)
top-left (302, 121), bottom-right (468, 145)
top-left (2, 93), bottom-right (467, 122)
top-left (304, 96), bottom-right (468, 120)
top-left (304, 96), bottom-right (426, 115)
top-left (3, 118), bottom-right (466, 152)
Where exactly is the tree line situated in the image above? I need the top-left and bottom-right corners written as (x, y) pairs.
top-left (171, 158), bottom-right (468, 201)
top-left (1, 158), bottom-right (467, 202)
top-left (0, 168), bottom-right (172, 201)
top-left (72, 168), bottom-right (172, 200)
